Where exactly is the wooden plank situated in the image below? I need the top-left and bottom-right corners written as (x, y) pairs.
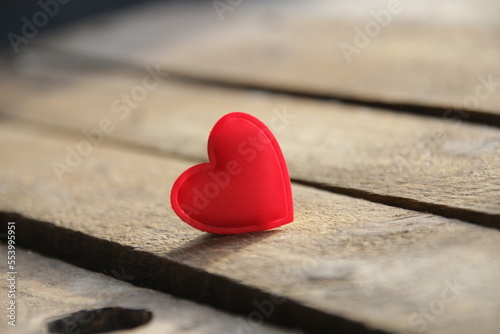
top-left (1, 122), bottom-right (500, 334)
top-left (0, 246), bottom-right (289, 334)
top-left (1, 52), bottom-right (499, 228)
top-left (34, 0), bottom-right (500, 121)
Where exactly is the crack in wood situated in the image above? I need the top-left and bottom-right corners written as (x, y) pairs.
top-left (291, 179), bottom-right (500, 230)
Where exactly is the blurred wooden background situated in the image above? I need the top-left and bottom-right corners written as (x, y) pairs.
top-left (1, 0), bottom-right (499, 333)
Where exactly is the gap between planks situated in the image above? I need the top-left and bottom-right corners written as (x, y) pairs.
top-left (0, 212), bottom-right (386, 334)
top-left (292, 179), bottom-right (499, 230)
top-left (16, 44), bottom-right (500, 128)
top-left (154, 69), bottom-right (500, 129)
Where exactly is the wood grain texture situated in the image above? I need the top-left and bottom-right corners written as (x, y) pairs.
top-left (1, 122), bottom-right (500, 333)
top-left (34, 0), bottom-right (500, 120)
top-left (0, 246), bottom-right (289, 334)
top-left (1, 52), bottom-right (499, 227)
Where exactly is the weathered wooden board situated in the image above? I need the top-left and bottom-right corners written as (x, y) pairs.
top-left (1, 51), bottom-right (499, 227)
top-left (1, 122), bottom-right (500, 333)
top-left (34, 0), bottom-right (500, 119)
top-left (0, 246), bottom-right (290, 334)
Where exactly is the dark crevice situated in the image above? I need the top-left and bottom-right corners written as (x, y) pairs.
top-left (292, 179), bottom-right (500, 230)
top-left (0, 212), bottom-right (388, 334)
top-left (47, 307), bottom-right (152, 334)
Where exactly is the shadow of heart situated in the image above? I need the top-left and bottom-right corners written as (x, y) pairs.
top-left (164, 229), bottom-right (281, 265)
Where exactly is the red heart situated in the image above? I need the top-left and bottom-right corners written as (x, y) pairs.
top-left (170, 112), bottom-right (294, 234)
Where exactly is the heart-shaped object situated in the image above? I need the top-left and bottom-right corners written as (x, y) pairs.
top-left (170, 112), bottom-right (294, 234)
